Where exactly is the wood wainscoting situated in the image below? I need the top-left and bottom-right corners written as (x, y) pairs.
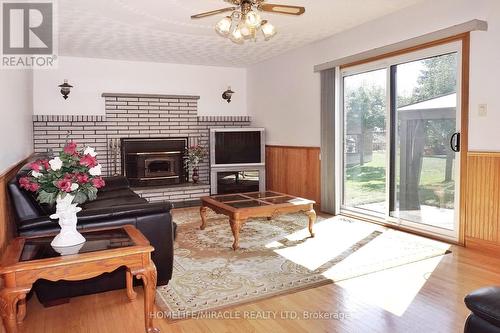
top-left (0, 156), bottom-right (31, 254)
top-left (265, 145), bottom-right (321, 205)
top-left (465, 151), bottom-right (500, 254)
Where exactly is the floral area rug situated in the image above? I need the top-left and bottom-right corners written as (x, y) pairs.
top-left (156, 208), bottom-right (451, 318)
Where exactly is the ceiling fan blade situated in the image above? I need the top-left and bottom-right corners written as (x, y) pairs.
top-left (258, 3), bottom-right (305, 15)
top-left (191, 7), bottom-right (237, 19)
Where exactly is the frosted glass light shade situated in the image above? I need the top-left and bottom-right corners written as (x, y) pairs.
top-left (261, 21), bottom-right (276, 40)
top-left (245, 11), bottom-right (261, 28)
top-left (215, 17), bottom-right (232, 37)
top-left (230, 28), bottom-right (244, 44)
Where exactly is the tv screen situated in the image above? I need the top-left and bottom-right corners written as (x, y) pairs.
top-left (215, 131), bottom-right (262, 164)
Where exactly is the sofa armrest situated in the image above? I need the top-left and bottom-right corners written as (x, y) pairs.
top-left (465, 286), bottom-right (500, 328)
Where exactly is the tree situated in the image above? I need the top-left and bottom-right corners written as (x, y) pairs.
top-left (399, 53), bottom-right (458, 155)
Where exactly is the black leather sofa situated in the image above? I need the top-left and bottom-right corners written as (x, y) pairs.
top-left (464, 286), bottom-right (500, 333)
top-left (8, 162), bottom-right (176, 306)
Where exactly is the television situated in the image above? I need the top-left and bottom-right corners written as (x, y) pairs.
top-left (210, 128), bottom-right (265, 166)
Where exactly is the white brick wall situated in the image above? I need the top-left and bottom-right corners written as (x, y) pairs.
top-left (32, 93), bottom-right (251, 202)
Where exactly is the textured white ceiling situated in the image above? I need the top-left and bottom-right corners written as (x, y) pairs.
top-left (59, 0), bottom-right (426, 67)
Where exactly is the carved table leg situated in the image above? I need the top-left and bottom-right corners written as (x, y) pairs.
top-left (0, 288), bottom-right (28, 333)
top-left (306, 209), bottom-right (316, 237)
top-left (200, 206), bottom-right (208, 230)
top-left (16, 297), bottom-right (26, 324)
top-left (126, 268), bottom-right (137, 301)
top-left (230, 219), bottom-right (243, 250)
top-left (136, 263), bottom-right (159, 333)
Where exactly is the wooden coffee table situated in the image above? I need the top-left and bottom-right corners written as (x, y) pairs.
top-left (200, 191), bottom-right (316, 250)
top-left (0, 225), bottom-right (158, 333)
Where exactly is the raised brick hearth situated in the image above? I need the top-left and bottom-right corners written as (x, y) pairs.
top-left (32, 93), bottom-right (251, 202)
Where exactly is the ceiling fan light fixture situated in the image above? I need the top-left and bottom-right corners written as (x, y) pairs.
top-left (191, 1), bottom-right (304, 44)
top-left (215, 16), bottom-right (232, 36)
top-left (261, 21), bottom-right (276, 40)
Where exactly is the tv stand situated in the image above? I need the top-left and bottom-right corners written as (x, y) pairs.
top-left (210, 164), bottom-right (266, 195)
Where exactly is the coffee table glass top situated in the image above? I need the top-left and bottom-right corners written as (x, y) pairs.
top-left (20, 228), bottom-right (134, 261)
top-left (244, 191), bottom-right (282, 199)
top-left (208, 191), bottom-right (313, 209)
top-left (226, 200), bottom-right (270, 208)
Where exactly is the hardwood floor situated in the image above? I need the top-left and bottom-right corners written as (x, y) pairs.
top-left (8, 242), bottom-right (500, 333)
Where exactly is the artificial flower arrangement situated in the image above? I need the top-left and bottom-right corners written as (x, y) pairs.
top-left (185, 144), bottom-right (208, 168)
top-left (19, 141), bottom-right (105, 248)
top-left (185, 144), bottom-right (207, 184)
top-left (19, 141), bottom-right (105, 205)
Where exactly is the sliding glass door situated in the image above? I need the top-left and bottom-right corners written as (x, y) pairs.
top-left (390, 53), bottom-right (459, 232)
top-left (342, 69), bottom-right (387, 215)
top-left (340, 42), bottom-right (461, 240)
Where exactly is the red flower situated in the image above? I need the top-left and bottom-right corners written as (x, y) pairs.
top-left (29, 161), bottom-right (42, 172)
top-left (64, 141), bottom-right (78, 155)
top-left (56, 179), bottom-right (73, 193)
top-left (63, 173), bottom-right (74, 181)
top-left (79, 154), bottom-right (98, 168)
top-left (76, 173), bottom-right (89, 184)
top-left (92, 177), bottom-right (105, 189)
top-left (19, 177), bottom-right (39, 192)
top-left (29, 183), bottom-right (40, 192)
top-left (41, 159), bottom-right (50, 170)
top-left (19, 177), bottom-right (31, 190)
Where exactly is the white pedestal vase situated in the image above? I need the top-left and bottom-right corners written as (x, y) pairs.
top-left (50, 194), bottom-right (86, 248)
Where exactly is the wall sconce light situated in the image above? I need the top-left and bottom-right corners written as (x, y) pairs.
top-left (58, 79), bottom-right (73, 100)
top-left (222, 86), bottom-right (234, 103)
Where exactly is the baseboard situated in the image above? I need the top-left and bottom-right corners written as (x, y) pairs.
top-left (465, 237), bottom-right (500, 256)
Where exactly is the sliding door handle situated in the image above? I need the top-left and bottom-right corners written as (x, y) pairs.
top-left (450, 132), bottom-right (461, 152)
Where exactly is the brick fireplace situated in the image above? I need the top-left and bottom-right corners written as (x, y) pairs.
top-left (32, 93), bottom-right (251, 203)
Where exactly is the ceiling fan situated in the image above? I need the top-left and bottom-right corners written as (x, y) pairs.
top-left (191, 0), bottom-right (305, 44)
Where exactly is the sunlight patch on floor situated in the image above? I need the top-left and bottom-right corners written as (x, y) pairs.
top-left (269, 216), bottom-right (382, 271)
top-left (336, 254), bottom-right (446, 316)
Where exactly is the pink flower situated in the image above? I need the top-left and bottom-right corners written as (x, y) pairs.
top-left (29, 182), bottom-right (40, 192)
top-left (63, 173), bottom-right (74, 181)
top-left (41, 159), bottom-right (50, 170)
top-left (79, 154), bottom-right (98, 168)
top-left (76, 173), bottom-right (89, 184)
top-left (56, 179), bottom-right (73, 193)
top-left (19, 177), bottom-right (31, 190)
top-left (19, 177), bottom-right (40, 192)
top-left (29, 161), bottom-right (42, 172)
top-left (64, 141), bottom-right (78, 155)
top-left (91, 177), bottom-right (105, 189)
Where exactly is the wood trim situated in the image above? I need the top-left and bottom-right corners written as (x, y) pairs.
top-left (340, 33), bottom-right (469, 69)
top-left (266, 145), bottom-right (320, 151)
top-left (0, 155), bottom-right (32, 255)
top-left (458, 33), bottom-right (470, 246)
top-left (265, 145), bottom-right (321, 204)
top-left (467, 151), bottom-right (500, 157)
top-left (465, 237), bottom-right (500, 256)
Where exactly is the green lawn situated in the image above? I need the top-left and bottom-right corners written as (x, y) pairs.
top-left (345, 151), bottom-right (455, 208)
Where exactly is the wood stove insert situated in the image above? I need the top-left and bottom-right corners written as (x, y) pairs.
top-left (121, 138), bottom-right (188, 187)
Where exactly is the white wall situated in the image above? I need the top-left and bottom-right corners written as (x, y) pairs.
top-left (0, 70), bottom-right (33, 174)
top-left (34, 56), bottom-right (247, 116)
top-left (248, 0), bottom-right (500, 151)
